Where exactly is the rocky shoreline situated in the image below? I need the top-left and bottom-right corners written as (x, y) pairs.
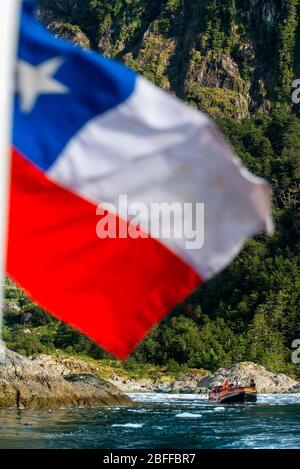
top-left (109, 362), bottom-right (299, 395)
top-left (1, 351), bottom-right (299, 409)
top-left (29, 354), bottom-right (300, 394)
top-left (0, 350), bottom-right (132, 409)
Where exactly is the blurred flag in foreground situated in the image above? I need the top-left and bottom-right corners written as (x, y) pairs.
top-left (7, 1), bottom-right (272, 358)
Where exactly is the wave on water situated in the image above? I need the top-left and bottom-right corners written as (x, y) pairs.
top-left (127, 409), bottom-right (149, 413)
top-left (128, 392), bottom-right (300, 407)
top-left (111, 423), bottom-right (144, 428)
top-left (175, 412), bottom-right (202, 418)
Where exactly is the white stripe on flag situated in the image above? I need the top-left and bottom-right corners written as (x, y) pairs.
top-left (48, 76), bottom-right (273, 280)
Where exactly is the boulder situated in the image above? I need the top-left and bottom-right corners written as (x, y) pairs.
top-left (199, 362), bottom-right (299, 394)
top-left (0, 350), bottom-right (132, 409)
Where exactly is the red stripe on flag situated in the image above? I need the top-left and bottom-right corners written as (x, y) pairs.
top-left (7, 149), bottom-right (202, 359)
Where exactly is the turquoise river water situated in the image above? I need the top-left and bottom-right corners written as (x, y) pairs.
top-left (0, 393), bottom-right (299, 449)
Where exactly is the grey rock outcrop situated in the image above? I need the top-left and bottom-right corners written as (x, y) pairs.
top-left (0, 350), bottom-right (132, 409)
top-left (199, 362), bottom-right (299, 394)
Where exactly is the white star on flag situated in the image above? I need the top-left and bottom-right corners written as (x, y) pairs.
top-left (17, 57), bottom-right (69, 112)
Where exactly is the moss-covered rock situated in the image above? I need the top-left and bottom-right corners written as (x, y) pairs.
top-left (47, 21), bottom-right (91, 49)
top-left (125, 32), bottom-right (176, 89)
top-left (185, 84), bottom-right (249, 119)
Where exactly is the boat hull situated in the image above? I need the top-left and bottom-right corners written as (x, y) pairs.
top-left (209, 387), bottom-right (257, 404)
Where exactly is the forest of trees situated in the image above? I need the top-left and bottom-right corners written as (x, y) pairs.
top-left (5, 104), bottom-right (300, 376)
top-left (3, 1), bottom-right (300, 377)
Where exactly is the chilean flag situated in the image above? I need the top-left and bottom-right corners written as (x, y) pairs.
top-left (7, 1), bottom-right (272, 358)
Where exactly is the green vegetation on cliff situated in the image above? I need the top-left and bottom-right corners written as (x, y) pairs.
top-left (4, 0), bottom-right (300, 378)
top-left (40, 0), bottom-right (300, 114)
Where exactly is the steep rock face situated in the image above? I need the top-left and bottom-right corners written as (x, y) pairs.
top-left (39, 0), bottom-right (300, 118)
top-left (0, 350), bottom-right (132, 409)
top-left (185, 53), bottom-right (250, 118)
top-left (37, 8), bottom-right (90, 49)
top-left (47, 21), bottom-right (91, 49)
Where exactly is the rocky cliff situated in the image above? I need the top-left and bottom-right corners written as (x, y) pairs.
top-left (0, 350), bottom-right (132, 408)
top-left (39, 0), bottom-right (300, 119)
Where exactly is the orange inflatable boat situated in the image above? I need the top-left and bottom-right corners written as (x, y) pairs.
top-left (208, 386), bottom-right (257, 404)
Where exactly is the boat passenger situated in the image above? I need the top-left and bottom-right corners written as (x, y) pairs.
top-left (222, 380), bottom-right (229, 390)
top-left (250, 378), bottom-right (256, 389)
top-left (235, 376), bottom-right (241, 388)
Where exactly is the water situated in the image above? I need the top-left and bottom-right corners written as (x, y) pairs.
top-left (0, 393), bottom-right (300, 449)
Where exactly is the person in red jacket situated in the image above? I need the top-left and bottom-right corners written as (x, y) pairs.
top-left (222, 380), bottom-right (229, 390)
